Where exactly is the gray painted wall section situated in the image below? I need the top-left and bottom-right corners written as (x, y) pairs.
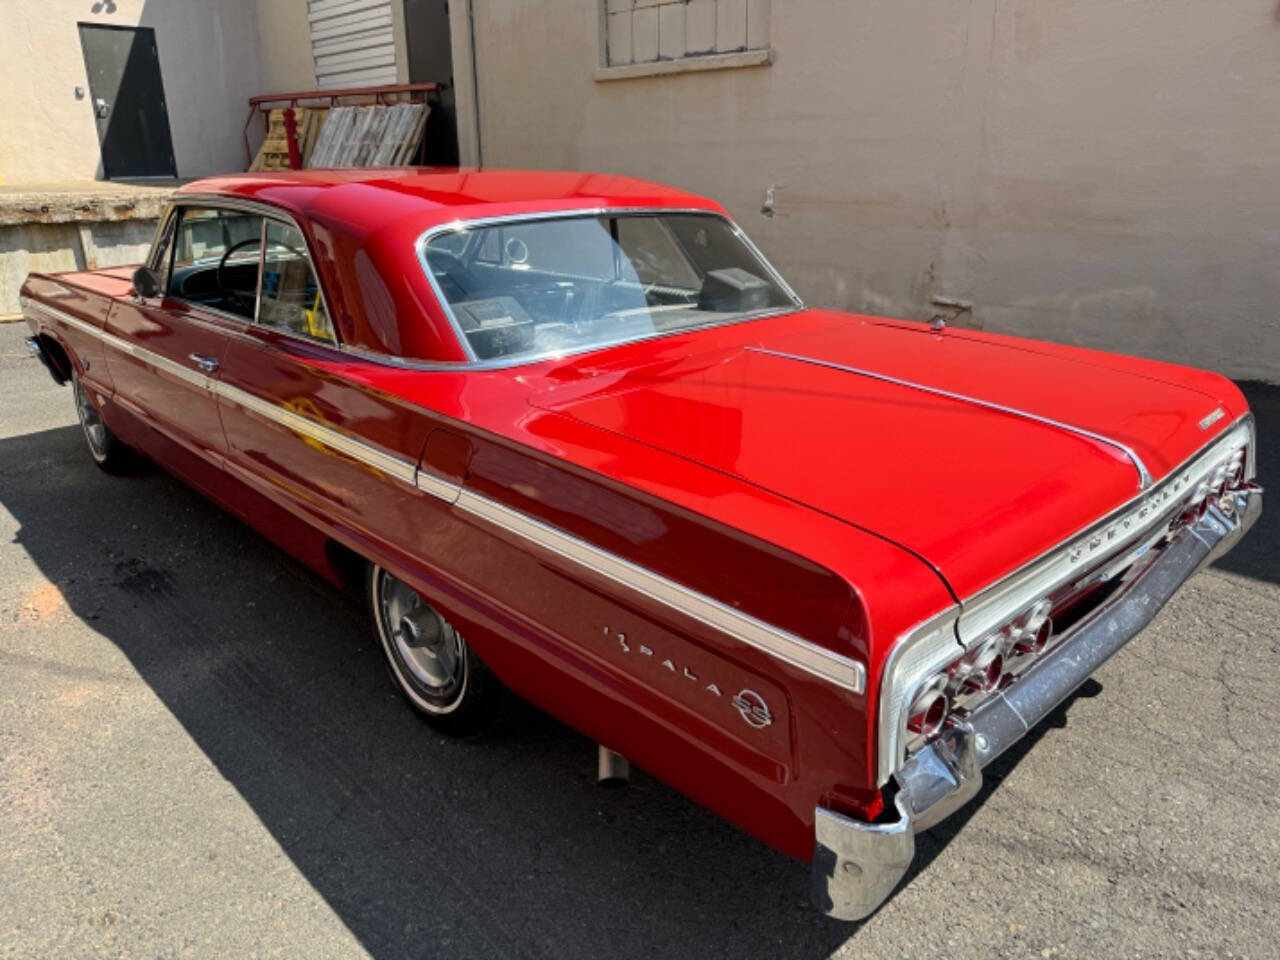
top-left (458, 0), bottom-right (1280, 382)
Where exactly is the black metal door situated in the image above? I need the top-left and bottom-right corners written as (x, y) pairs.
top-left (78, 24), bottom-right (177, 179)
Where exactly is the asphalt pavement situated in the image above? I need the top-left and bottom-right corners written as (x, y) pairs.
top-left (2, 319), bottom-right (1278, 959)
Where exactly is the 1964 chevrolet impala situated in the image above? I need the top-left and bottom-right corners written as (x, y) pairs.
top-left (21, 170), bottom-right (1261, 919)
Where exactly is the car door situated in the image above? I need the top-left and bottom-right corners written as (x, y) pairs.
top-left (213, 214), bottom-right (438, 548)
top-left (105, 204), bottom-right (264, 461)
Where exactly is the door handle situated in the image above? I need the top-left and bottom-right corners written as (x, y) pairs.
top-left (94, 97), bottom-right (110, 119)
top-left (189, 354), bottom-right (220, 373)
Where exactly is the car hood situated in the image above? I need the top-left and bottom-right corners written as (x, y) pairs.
top-left (530, 310), bottom-right (1241, 599)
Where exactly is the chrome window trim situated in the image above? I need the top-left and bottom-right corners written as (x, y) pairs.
top-left (335, 304), bottom-right (804, 373)
top-left (252, 217), bottom-right (267, 325)
top-left (172, 299), bottom-right (257, 333)
top-left (26, 296), bottom-right (863, 696)
top-left (413, 206), bottom-right (806, 369)
top-left (167, 194), bottom-right (341, 350)
top-left (148, 208), bottom-right (178, 275)
top-left (749, 347), bottom-right (1155, 491)
top-left (875, 412), bottom-right (1257, 785)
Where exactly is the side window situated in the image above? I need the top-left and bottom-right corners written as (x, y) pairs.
top-left (168, 206), bottom-right (264, 321)
top-left (257, 220), bottom-right (335, 344)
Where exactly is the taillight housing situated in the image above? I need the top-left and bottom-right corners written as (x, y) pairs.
top-left (900, 599), bottom-right (1063, 757)
top-left (878, 417), bottom-right (1255, 787)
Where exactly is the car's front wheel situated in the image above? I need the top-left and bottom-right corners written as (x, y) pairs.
top-left (367, 564), bottom-right (506, 735)
top-left (72, 370), bottom-right (136, 473)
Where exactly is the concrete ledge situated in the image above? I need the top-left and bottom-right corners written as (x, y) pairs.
top-left (0, 181), bottom-right (179, 226)
top-left (595, 48), bottom-right (773, 82)
top-left (0, 183), bottom-right (176, 315)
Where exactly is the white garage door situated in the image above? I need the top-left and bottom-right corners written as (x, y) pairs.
top-left (309, 0), bottom-right (399, 89)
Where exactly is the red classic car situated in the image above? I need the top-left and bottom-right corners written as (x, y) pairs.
top-left (21, 169), bottom-right (1261, 919)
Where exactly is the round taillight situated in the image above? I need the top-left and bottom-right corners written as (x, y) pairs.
top-left (1016, 617), bottom-right (1053, 655)
top-left (962, 638), bottom-right (1004, 693)
top-left (982, 654), bottom-right (1004, 689)
top-left (906, 682), bottom-right (949, 737)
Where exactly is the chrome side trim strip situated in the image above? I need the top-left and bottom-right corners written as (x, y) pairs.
top-left (748, 346), bottom-right (1155, 490)
top-left (453, 488), bottom-right (867, 694)
top-left (29, 297), bottom-right (859, 694)
top-left (215, 383), bottom-right (418, 487)
top-left (28, 300), bottom-right (215, 392)
top-left (414, 470), bottom-right (463, 503)
top-left (27, 299), bottom-right (414, 487)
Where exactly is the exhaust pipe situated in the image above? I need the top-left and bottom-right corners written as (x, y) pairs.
top-left (597, 745), bottom-right (630, 786)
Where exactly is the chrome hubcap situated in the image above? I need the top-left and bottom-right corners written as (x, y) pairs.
top-left (73, 375), bottom-right (107, 459)
top-left (378, 572), bottom-right (464, 698)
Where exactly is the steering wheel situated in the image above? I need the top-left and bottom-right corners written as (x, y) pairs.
top-left (217, 237), bottom-right (263, 316)
top-left (424, 246), bottom-right (473, 298)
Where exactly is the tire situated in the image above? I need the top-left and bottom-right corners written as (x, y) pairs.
top-left (367, 563), bottom-right (506, 736)
top-left (71, 370), bottom-right (137, 474)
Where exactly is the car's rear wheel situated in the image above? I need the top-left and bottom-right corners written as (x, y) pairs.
top-left (72, 370), bottom-right (136, 474)
top-left (367, 564), bottom-right (505, 735)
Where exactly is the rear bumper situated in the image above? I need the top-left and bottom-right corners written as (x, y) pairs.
top-left (812, 483), bottom-right (1263, 921)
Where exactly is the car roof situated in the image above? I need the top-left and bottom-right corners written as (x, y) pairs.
top-left (176, 168), bottom-right (723, 231)
top-left (172, 168), bottom-right (731, 365)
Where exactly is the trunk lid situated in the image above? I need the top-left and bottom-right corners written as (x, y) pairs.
top-left (530, 311), bottom-right (1233, 599)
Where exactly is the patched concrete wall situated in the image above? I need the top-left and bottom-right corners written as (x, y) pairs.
top-left (456, 0), bottom-right (1280, 381)
top-left (0, 220), bottom-right (156, 316)
top-left (0, 184), bottom-right (171, 316)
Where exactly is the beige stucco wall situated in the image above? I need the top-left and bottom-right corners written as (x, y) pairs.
top-left (0, 0), bottom-right (316, 184)
top-left (256, 0), bottom-right (318, 94)
top-left (456, 0), bottom-right (1280, 382)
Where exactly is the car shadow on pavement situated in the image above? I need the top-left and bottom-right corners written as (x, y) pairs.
top-left (2, 424), bottom-right (859, 958)
top-left (1, 386), bottom-right (1271, 957)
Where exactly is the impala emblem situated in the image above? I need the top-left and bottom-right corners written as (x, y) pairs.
top-left (604, 627), bottom-right (772, 730)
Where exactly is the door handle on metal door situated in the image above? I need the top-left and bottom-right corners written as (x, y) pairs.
top-left (94, 97), bottom-right (110, 119)
top-left (189, 354), bottom-right (219, 373)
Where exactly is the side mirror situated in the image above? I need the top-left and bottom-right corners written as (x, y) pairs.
top-left (132, 265), bottom-right (161, 299)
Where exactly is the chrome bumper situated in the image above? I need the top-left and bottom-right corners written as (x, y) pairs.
top-left (813, 483), bottom-right (1263, 921)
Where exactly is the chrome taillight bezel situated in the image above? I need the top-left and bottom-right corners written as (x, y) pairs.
top-left (877, 415), bottom-right (1255, 785)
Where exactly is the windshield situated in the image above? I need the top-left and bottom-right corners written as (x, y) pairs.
top-left (421, 212), bottom-right (799, 363)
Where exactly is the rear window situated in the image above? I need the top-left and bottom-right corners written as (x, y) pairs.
top-left (421, 212), bottom-right (798, 363)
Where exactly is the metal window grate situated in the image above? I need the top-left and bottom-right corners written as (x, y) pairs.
top-left (602, 0), bottom-right (770, 68)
